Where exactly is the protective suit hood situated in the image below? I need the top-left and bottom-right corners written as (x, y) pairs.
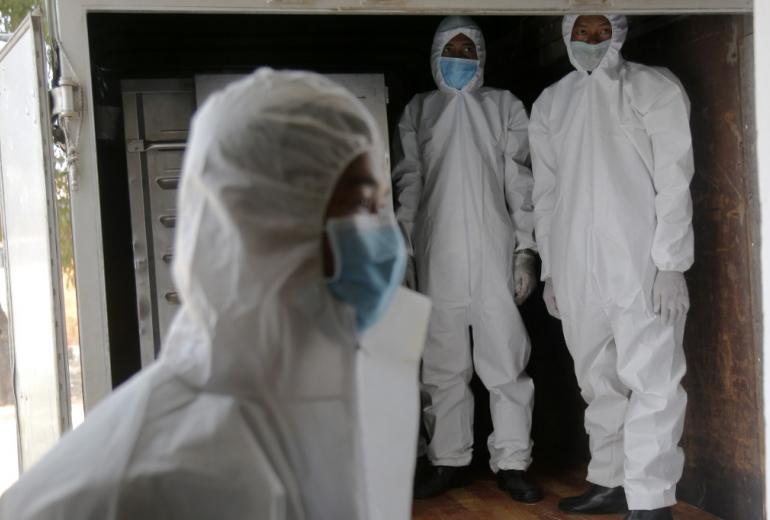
top-left (431, 16), bottom-right (486, 93)
top-left (562, 14), bottom-right (628, 73)
top-left (163, 68), bottom-right (382, 397)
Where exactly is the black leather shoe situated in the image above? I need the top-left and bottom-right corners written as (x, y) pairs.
top-left (496, 470), bottom-right (543, 503)
top-left (559, 484), bottom-right (629, 514)
top-left (625, 507), bottom-right (673, 520)
top-left (413, 465), bottom-right (472, 499)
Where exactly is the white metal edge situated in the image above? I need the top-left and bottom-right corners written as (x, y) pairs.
top-left (29, 13), bottom-right (73, 433)
top-left (56, 3), bottom-right (112, 411)
top-left (58, 0), bottom-right (751, 15)
top-left (756, 1), bottom-right (770, 518)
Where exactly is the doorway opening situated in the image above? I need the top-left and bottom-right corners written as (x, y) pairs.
top-left (87, 12), bottom-right (761, 519)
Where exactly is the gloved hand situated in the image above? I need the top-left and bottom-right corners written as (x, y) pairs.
top-left (514, 251), bottom-right (537, 305)
top-left (543, 277), bottom-right (561, 319)
top-left (404, 255), bottom-right (417, 290)
top-left (653, 270), bottom-right (689, 326)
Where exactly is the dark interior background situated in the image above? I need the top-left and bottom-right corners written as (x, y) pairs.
top-left (87, 12), bottom-right (762, 519)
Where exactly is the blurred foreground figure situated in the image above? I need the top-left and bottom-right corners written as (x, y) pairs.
top-left (0, 69), bottom-right (430, 520)
top-left (530, 15), bottom-right (693, 520)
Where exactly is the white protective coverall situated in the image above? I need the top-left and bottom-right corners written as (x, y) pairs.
top-left (0, 69), bottom-right (428, 520)
top-left (392, 16), bottom-right (536, 472)
top-left (529, 15), bottom-right (693, 509)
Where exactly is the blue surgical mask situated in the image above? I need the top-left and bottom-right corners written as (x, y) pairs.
top-left (439, 57), bottom-right (479, 90)
top-left (570, 40), bottom-right (612, 71)
top-left (326, 213), bottom-right (406, 332)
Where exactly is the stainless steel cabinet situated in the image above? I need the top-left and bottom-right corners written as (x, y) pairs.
top-left (122, 79), bottom-right (194, 366)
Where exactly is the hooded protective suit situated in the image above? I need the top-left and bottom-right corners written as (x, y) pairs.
top-left (392, 16), bottom-right (536, 472)
top-left (0, 69), bottom-right (422, 520)
top-left (529, 15), bottom-right (693, 509)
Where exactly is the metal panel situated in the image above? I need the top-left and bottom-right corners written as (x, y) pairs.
top-left (122, 79), bottom-right (193, 366)
top-left (146, 148), bottom-right (184, 342)
top-left (141, 92), bottom-right (195, 142)
top-left (0, 13), bottom-right (70, 468)
top-left (58, 0), bottom-right (752, 15)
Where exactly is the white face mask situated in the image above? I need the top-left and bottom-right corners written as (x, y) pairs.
top-left (570, 40), bottom-right (612, 71)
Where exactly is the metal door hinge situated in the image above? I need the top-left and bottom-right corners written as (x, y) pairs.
top-left (51, 81), bottom-right (81, 118)
top-left (50, 78), bottom-right (83, 191)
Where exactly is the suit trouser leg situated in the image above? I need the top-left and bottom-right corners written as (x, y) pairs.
top-left (422, 304), bottom-right (474, 467)
top-left (561, 307), bottom-right (628, 488)
top-left (611, 307), bottom-right (687, 510)
top-left (473, 296), bottom-right (534, 472)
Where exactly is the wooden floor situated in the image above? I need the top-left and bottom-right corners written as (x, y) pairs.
top-left (412, 469), bottom-right (719, 520)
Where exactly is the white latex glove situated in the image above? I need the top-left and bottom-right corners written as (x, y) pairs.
top-left (543, 277), bottom-right (561, 319)
top-left (404, 255), bottom-right (417, 290)
top-left (514, 251), bottom-right (537, 305)
top-left (653, 270), bottom-right (690, 326)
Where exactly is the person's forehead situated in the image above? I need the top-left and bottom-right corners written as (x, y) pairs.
top-left (447, 32), bottom-right (474, 44)
top-left (575, 15), bottom-right (611, 26)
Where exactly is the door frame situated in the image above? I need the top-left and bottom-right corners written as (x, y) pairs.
top-left (55, 2), bottom-right (767, 514)
top-left (53, 5), bottom-right (770, 504)
top-left (54, 0), bottom-right (755, 410)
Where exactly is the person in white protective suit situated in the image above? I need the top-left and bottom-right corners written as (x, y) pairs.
top-left (0, 69), bottom-right (416, 520)
top-left (392, 15), bottom-right (541, 502)
top-left (529, 14), bottom-right (693, 520)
